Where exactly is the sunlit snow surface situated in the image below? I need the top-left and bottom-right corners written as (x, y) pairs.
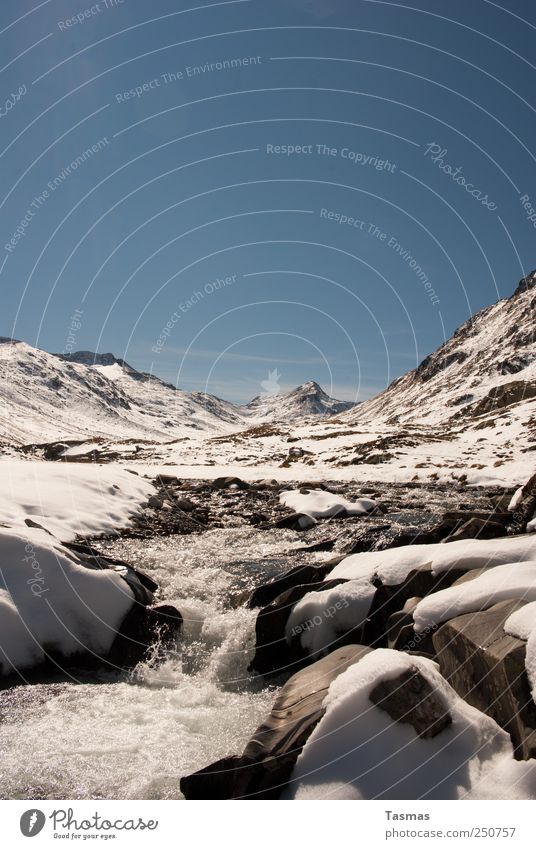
top-left (0, 528), bottom-right (311, 799)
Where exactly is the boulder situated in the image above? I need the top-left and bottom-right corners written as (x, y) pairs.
top-left (509, 473), bottom-right (536, 534)
top-left (370, 666), bottom-right (452, 739)
top-left (433, 599), bottom-right (536, 759)
top-left (155, 474), bottom-right (182, 487)
top-left (213, 476), bottom-right (250, 490)
top-left (249, 579), bottom-right (348, 676)
top-left (181, 645), bottom-right (372, 799)
top-left (273, 512), bottom-right (315, 531)
top-left (250, 560), bottom-right (468, 674)
top-left (248, 557), bottom-right (343, 609)
top-left (442, 516), bottom-right (507, 542)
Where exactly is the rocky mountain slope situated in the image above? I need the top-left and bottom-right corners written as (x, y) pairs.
top-left (0, 340), bottom-right (243, 445)
top-left (346, 271), bottom-right (536, 427)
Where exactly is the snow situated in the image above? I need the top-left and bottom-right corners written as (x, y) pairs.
top-left (413, 560), bottom-right (536, 632)
top-left (0, 460), bottom-right (154, 540)
top-left (284, 536), bottom-right (536, 657)
top-left (286, 580), bottom-right (376, 656)
top-left (0, 527), bottom-right (134, 676)
top-left (286, 649), bottom-right (536, 800)
top-left (328, 535), bottom-right (536, 584)
top-left (508, 486), bottom-right (524, 511)
top-left (279, 488), bottom-right (376, 519)
top-left (505, 602), bottom-right (536, 702)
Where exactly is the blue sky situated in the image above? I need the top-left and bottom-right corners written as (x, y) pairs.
top-left (1, 0), bottom-right (535, 403)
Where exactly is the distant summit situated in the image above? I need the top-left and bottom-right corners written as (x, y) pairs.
top-left (245, 380), bottom-right (357, 421)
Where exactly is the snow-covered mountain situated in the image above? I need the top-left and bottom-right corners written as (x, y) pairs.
top-left (0, 342), bottom-right (356, 446)
top-left (345, 270), bottom-right (536, 427)
top-left (244, 380), bottom-right (356, 421)
top-left (0, 340), bottom-right (243, 445)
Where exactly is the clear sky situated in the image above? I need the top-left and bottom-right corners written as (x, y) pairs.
top-left (1, 0), bottom-right (535, 403)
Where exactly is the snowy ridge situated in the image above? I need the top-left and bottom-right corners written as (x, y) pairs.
top-left (244, 380), bottom-right (356, 421)
top-left (345, 271), bottom-right (536, 427)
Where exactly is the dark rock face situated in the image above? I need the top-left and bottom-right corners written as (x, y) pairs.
top-left (108, 603), bottom-right (182, 668)
top-left (248, 559), bottom-right (341, 609)
top-left (513, 270), bottom-right (536, 297)
top-left (181, 645), bottom-right (372, 800)
top-left (370, 666), bottom-right (452, 739)
top-left (458, 381), bottom-right (536, 419)
top-left (433, 600), bottom-right (536, 759)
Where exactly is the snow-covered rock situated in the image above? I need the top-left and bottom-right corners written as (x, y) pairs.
top-left (283, 535), bottom-right (536, 659)
top-left (0, 528), bottom-right (134, 677)
top-left (286, 649), bottom-right (536, 799)
top-left (279, 488), bottom-right (376, 519)
top-left (414, 560), bottom-right (536, 632)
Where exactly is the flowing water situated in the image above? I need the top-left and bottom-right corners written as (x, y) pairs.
top-left (0, 528), bottom-right (313, 800)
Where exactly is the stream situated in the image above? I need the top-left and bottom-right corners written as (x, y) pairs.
top-left (0, 527), bottom-right (314, 800)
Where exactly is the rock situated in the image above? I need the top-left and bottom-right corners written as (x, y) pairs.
top-left (273, 512), bottom-right (316, 531)
top-left (250, 559), bottom-right (469, 674)
top-left (253, 478), bottom-right (279, 489)
top-left (155, 474), bottom-right (182, 487)
top-left (370, 666), bottom-right (452, 739)
top-left (147, 495), bottom-right (163, 509)
top-left (433, 599), bottom-right (536, 759)
top-left (173, 497), bottom-right (196, 512)
top-left (212, 476), bottom-right (250, 490)
top-left (248, 558), bottom-right (343, 608)
top-left (43, 441), bottom-right (75, 460)
top-left (108, 603), bottom-right (182, 668)
top-left (509, 473), bottom-right (536, 534)
top-left (249, 579), bottom-right (348, 676)
top-left (181, 645), bottom-right (372, 799)
top-left (387, 598), bottom-right (436, 656)
top-left (442, 516), bottom-right (507, 542)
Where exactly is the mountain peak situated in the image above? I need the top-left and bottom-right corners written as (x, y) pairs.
top-left (57, 350), bottom-right (134, 370)
top-left (513, 270), bottom-right (536, 298)
top-left (245, 381), bottom-right (356, 420)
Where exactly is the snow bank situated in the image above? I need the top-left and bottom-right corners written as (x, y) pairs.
top-left (286, 580), bottom-right (375, 657)
top-left (505, 602), bottom-right (536, 702)
top-left (413, 560), bottom-right (536, 632)
top-left (0, 527), bottom-right (134, 676)
top-left (0, 460), bottom-right (154, 540)
top-left (280, 489), bottom-right (376, 519)
top-left (286, 649), bottom-right (536, 800)
top-left (328, 535), bottom-right (536, 585)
